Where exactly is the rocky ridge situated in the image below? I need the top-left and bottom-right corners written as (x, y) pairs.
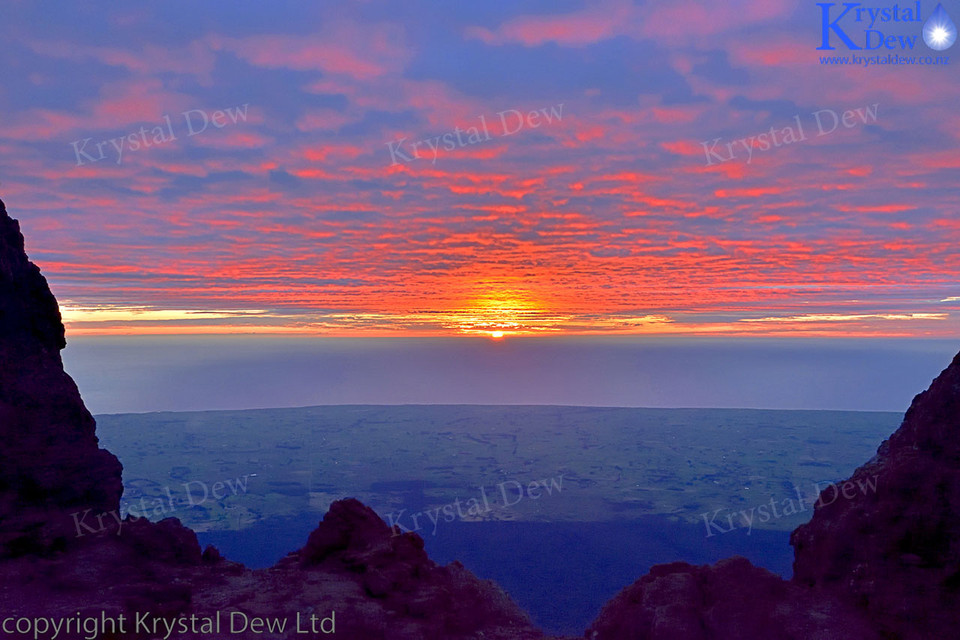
top-left (0, 198), bottom-right (549, 640)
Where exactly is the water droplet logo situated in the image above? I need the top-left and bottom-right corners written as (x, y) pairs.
top-left (923, 3), bottom-right (957, 51)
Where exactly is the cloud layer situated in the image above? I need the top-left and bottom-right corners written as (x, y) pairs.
top-left (1, 0), bottom-right (957, 337)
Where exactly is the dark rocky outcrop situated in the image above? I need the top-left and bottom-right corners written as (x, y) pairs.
top-left (0, 199), bottom-right (123, 555)
top-left (790, 350), bottom-right (960, 638)
top-left (0, 198), bottom-right (549, 640)
top-left (586, 557), bottom-right (878, 640)
top-left (588, 352), bottom-right (960, 639)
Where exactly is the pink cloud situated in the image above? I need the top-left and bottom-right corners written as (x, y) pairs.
top-left (661, 140), bottom-right (703, 156)
top-left (639, 0), bottom-right (793, 40)
top-left (0, 78), bottom-right (194, 141)
top-left (295, 109), bottom-right (359, 132)
top-left (466, 0), bottom-right (633, 47)
top-left (209, 21), bottom-right (408, 79)
top-left (189, 130), bottom-right (273, 150)
top-left (651, 106), bottom-right (705, 124)
top-left (91, 78), bottom-right (193, 125)
top-left (28, 39), bottom-right (217, 77)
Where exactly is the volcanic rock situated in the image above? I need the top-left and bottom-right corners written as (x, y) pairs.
top-left (0, 199), bottom-right (123, 556)
top-left (791, 350), bottom-right (960, 638)
top-left (587, 353), bottom-right (960, 639)
top-left (0, 198), bottom-right (549, 640)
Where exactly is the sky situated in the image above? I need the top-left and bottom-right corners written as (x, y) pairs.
top-left (62, 336), bottom-right (959, 413)
top-left (1, 0), bottom-right (959, 339)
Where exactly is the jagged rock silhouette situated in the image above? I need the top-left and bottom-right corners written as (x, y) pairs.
top-left (0, 199), bottom-right (547, 640)
top-left (587, 346), bottom-right (960, 639)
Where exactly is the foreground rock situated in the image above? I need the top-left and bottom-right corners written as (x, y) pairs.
top-left (0, 201), bottom-right (122, 555)
top-left (589, 352), bottom-right (960, 638)
top-left (0, 198), bottom-right (549, 640)
top-left (586, 557), bottom-right (878, 639)
top-left (791, 350), bottom-right (960, 639)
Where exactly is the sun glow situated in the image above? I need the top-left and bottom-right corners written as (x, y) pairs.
top-left (452, 290), bottom-right (557, 337)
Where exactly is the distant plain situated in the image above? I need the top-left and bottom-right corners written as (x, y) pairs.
top-left (96, 405), bottom-right (898, 634)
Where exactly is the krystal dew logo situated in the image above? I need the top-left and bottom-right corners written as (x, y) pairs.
top-left (817, 2), bottom-right (957, 51)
